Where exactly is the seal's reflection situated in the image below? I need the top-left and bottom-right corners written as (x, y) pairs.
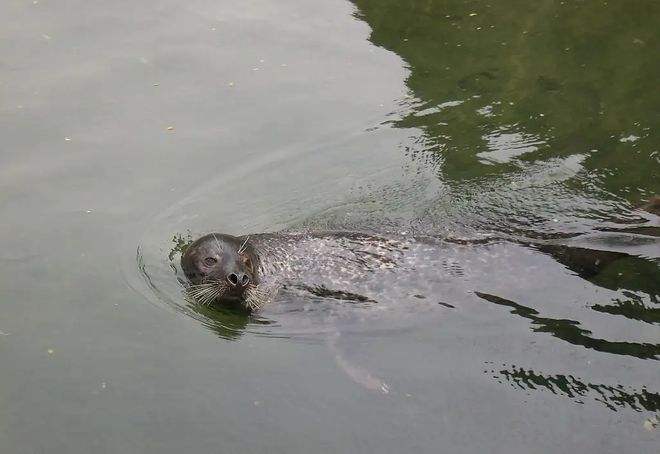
top-left (188, 302), bottom-right (251, 341)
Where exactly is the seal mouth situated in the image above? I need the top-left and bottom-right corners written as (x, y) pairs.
top-left (186, 281), bottom-right (271, 312)
top-left (220, 292), bottom-right (245, 302)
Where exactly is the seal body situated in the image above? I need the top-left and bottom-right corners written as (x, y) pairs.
top-left (181, 230), bottom-right (650, 313)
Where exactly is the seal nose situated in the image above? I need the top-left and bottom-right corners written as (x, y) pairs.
top-left (227, 272), bottom-right (250, 288)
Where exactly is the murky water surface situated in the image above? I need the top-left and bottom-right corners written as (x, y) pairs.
top-left (1, 1), bottom-right (658, 452)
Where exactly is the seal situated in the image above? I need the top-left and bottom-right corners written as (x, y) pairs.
top-left (180, 233), bottom-right (265, 310)
top-left (180, 229), bottom-right (659, 314)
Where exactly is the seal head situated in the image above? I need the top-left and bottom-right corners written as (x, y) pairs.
top-left (181, 233), bottom-right (261, 309)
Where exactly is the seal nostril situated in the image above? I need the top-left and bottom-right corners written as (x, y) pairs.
top-left (241, 274), bottom-right (250, 287)
top-left (227, 273), bottom-right (239, 286)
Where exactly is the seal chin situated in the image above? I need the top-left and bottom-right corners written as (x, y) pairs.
top-left (218, 285), bottom-right (256, 305)
top-left (217, 293), bottom-right (260, 313)
top-left (223, 284), bottom-right (254, 302)
top-left (219, 293), bottom-right (245, 303)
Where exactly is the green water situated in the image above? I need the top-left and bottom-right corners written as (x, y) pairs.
top-left (1, 0), bottom-right (658, 453)
top-left (355, 0), bottom-right (659, 195)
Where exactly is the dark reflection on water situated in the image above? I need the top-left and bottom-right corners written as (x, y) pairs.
top-left (538, 242), bottom-right (660, 295)
top-left (189, 303), bottom-right (250, 341)
top-left (591, 295), bottom-right (659, 325)
top-left (487, 363), bottom-right (660, 412)
top-left (476, 292), bottom-right (659, 360)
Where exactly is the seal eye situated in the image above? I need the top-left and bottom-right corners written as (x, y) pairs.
top-left (203, 257), bottom-right (217, 266)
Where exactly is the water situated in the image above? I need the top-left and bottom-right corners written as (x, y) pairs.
top-left (1, 0), bottom-right (658, 452)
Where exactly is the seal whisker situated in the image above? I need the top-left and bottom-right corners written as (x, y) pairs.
top-left (187, 281), bottom-right (228, 306)
top-left (212, 234), bottom-right (223, 254)
top-left (198, 287), bottom-right (221, 306)
top-left (237, 235), bottom-right (250, 254)
top-left (188, 286), bottom-right (217, 298)
top-left (242, 283), bottom-right (274, 311)
top-left (193, 290), bottom-right (216, 301)
top-left (199, 293), bottom-right (218, 306)
top-left (187, 283), bottom-right (217, 295)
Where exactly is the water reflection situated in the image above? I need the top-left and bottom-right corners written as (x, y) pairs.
top-left (476, 292), bottom-right (659, 360)
top-left (591, 294), bottom-right (659, 325)
top-left (352, 0), bottom-right (659, 202)
top-left (477, 127), bottom-right (546, 165)
top-left (189, 303), bottom-right (251, 341)
top-left (486, 362), bottom-right (660, 412)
